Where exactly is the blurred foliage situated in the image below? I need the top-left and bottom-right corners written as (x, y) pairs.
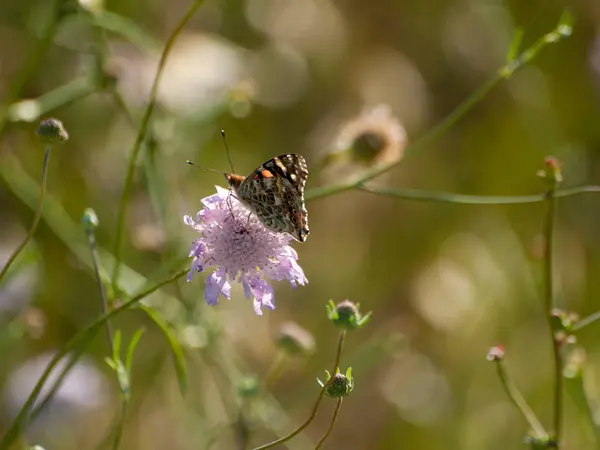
top-left (1, 0), bottom-right (600, 449)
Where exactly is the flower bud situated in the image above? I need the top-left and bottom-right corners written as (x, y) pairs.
top-left (81, 208), bottom-right (99, 232)
top-left (237, 375), bottom-right (260, 398)
top-left (326, 299), bottom-right (371, 330)
top-left (36, 118), bottom-right (69, 143)
top-left (317, 367), bottom-right (354, 398)
top-left (486, 345), bottom-right (504, 362)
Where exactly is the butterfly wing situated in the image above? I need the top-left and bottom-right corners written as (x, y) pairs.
top-left (236, 154), bottom-right (310, 242)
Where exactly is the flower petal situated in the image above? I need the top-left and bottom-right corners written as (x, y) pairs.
top-left (241, 276), bottom-right (253, 300)
top-left (205, 270), bottom-right (230, 306)
top-left (183, 215), bottom-right (196, 226)
top-left (185, 185), bottom-right (306, 315)
top-left (253, 298), bottom-right (264, 316)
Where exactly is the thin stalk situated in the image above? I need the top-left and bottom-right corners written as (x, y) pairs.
top-left (305, 14), bottom-right (571, 203)
top-left (494, 359), bottom-right (547, 438)
top-left (358, 185), bottom-right (600, 205)
top-left (0, 268), bottom-right (187, 450)
top-left (111, 0), bottom-right (206, 293)
top-left (314, 398), bottom-right (343, 450)
top-left (29, 348), bottom-right (83, 421)
top-left (252, 330), bottom-right (346, 450)
top-left (0, 146), bottom-right (52, 284)
top-left (262, 351), bottom-right (288, 391)
top-left (305, 73), bottom-right (501, 202)
top-left (573, 312), bottom-right (600, 332)
top-left (85, 227), bottom-right (114, 352)
top-left (112, 399), bottom-right (129, 450)
top-left (544, 187), bottom-right (563, 445)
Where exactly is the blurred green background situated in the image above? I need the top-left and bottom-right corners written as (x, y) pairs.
top-left (1, 0), bottom-right (600, 449)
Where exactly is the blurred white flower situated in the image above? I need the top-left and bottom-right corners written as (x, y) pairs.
top-left (245, 0), bottom-right (348, 62)
top-left (4, 352), bottom-right (111, 442)
top-left (115, 33), bottom-right (251, 116)
top-left (0, 230), bottom-right (41, 315)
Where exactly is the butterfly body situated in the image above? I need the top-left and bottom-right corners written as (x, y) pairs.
top-left (226, 154), bottom-right (310, 242)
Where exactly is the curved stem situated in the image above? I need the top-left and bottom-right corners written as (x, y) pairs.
top-left (358, 185), bottom-right (600, 205)
top-left (494, 359), bottom-right (547, 438)
top-left (0, 268), bottom-right (187, 450)
top-left (314, 398), bottom-right (343, 450)
top-left (252, 331), bottom-right (346, 450)
top-left (0, 146), bottom-right (52, 284)
top-left (305, 14), bottom-right (571, 204)
top-left (111, 0), bottom-right (206, 293)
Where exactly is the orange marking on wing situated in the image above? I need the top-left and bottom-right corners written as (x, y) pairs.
top-left (261, 170), bottom-right (274, 178)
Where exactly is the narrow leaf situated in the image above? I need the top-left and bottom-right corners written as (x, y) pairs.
top-left (126, 328), bottom-right (146, 375)
top-left (138, 304), bottom-right (188, 395)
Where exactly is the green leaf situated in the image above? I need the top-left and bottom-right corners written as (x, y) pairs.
top-left (90, 11), bottom-right (160, 53)
top-left (104, 356), bottom-right (117, 371)
top-left (556, 9), bottom-right (574, 37)
top-left (112, 329), bottom-right (122, 361)
top-left (125, 328), bottom-right (146, 375)
top-left (138, 304), bottom-right (188, 396)
top-left (506, 28), bottom-right (523, 63)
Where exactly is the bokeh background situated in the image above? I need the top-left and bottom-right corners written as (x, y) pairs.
top-left (1, 0), bottom-right (600, 449)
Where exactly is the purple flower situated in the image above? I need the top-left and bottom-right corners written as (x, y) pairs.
top-left (184, 186), bottom-right (308, 315)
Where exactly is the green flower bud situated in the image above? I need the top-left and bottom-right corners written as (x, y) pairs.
top-left (317, 367), bottom-right (354, 398)
top-left (81, 208), bottom-right (99, 232)
top-left (326, 300), bottom-right (371, 330)
top-left (237, 375), bottom-right (260, 398)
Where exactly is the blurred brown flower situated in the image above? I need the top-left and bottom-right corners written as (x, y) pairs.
top-left (275, 321), bottom-right (315, 356)
top-left (328, 104), bottom-right (406, 168)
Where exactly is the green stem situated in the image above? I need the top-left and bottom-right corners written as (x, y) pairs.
top-left (0, 145), bottom-right (52, 284)
top-left (0, 268), bottom-right (187, 450)
top-left (573, 312), bottom-right (600, 332)
top-left (29, 348), bottom-right (84, 421)
top-left (305, 14), bottom-right (571, 203)
top-left (314, 398), bottom-right (343, 450)
top-left (494, 359), bottom-right (547, 438)
top-left (111, 0), bottom-right (206, 294)
top-left (7, 77), bottom-right (97, 124)
top-left (112, 399), bottom-right (129, 450)
top-left (358, 185), bottom-right (600, 205)
top-left (305, 72), bottom-right (501, 202)
top-left (262, 351), bottom-right (288, 391)
top-left (252, 330), bottom-right (346, 450)
top-left (85, 228), bottom-right (114, 353)
top-left (544, 186), bottom-right (562, 446)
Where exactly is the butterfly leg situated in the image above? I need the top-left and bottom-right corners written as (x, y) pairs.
top-left (225, 189), bottom-right (237, 219)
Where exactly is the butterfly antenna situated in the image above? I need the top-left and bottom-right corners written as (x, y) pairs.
top-left (186, 160), bottom-right (225, 176)
top-left (221, 130), bottom-right (235, 173)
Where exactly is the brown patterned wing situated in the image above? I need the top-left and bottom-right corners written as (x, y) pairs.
top-left (235, 154), bottom-right (310, 242)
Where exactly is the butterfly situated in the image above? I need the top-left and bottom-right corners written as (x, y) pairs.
top-left (225, 154), bottom-right (310, 242)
